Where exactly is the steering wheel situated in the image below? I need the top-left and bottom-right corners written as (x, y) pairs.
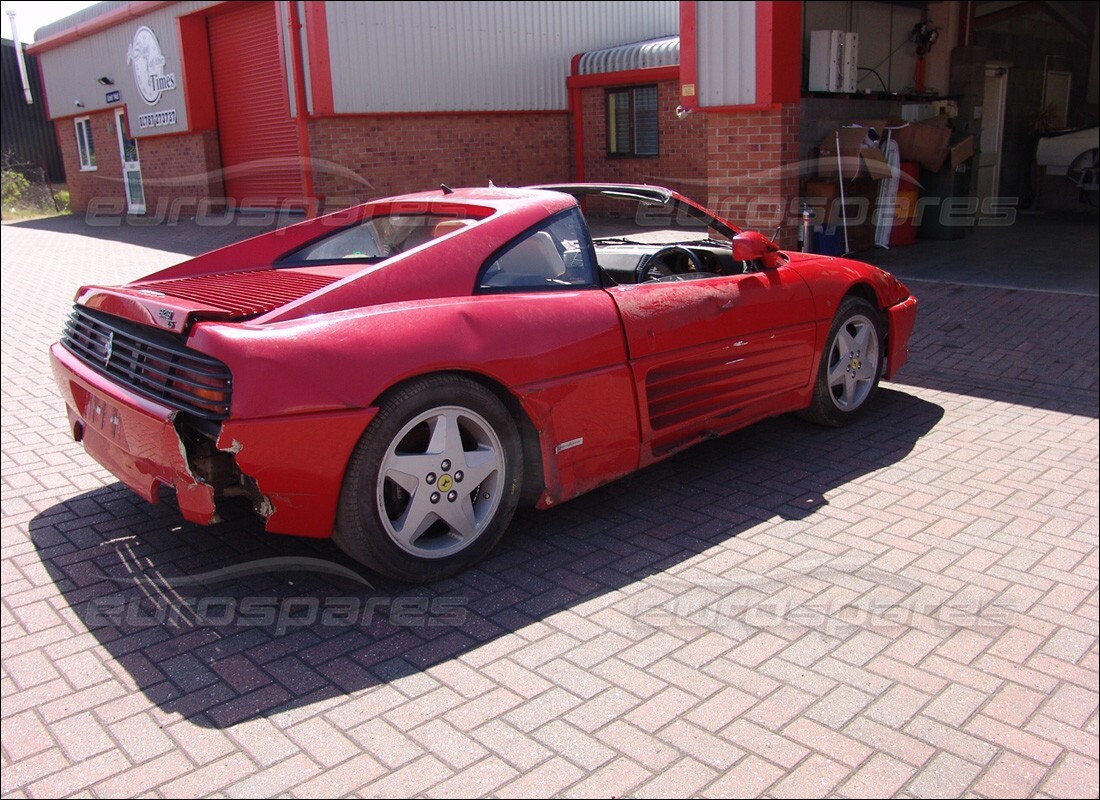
top-left (638, 246), bottom-right (706, 282)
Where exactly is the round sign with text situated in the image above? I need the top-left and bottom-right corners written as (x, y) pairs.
top-left (127, 26), bottom-right (176, 106)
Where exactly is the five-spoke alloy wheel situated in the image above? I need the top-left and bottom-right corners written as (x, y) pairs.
top-left (802, 296), bottom-right (885, 426)
top-left (335, 375), bottom-right (522, 583)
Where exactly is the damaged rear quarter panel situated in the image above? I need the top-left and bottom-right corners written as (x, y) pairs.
top-left (217, 408), bottom-right (378, 537)
top-left (188, 291), bottom-right (630, 419)
top-left (190, 289), bottom-right (637, 518)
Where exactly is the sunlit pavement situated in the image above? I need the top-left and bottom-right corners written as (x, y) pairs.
top-left (2, 214), bottom-right (1097, 798)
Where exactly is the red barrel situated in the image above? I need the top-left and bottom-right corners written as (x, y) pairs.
top-left (890, 161), bottom-right (920, 246)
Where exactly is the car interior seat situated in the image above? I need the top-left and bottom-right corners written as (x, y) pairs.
top-left (482, 231), bottom-right (565, 287)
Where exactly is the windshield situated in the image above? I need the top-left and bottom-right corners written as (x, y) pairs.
top-left (528, 184), bottom-right (740, 240)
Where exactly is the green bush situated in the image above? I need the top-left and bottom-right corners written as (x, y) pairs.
top-left (54, 190), bottom-right (71, 212)
top-left (2, 168), bottom-right (30, 211)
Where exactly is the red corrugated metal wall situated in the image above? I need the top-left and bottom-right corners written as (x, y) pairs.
top-left (208, 2), bottom-right (302, 207)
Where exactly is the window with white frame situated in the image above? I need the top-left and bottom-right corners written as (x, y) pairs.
top-left (75, 117), bottom-right (96, 171)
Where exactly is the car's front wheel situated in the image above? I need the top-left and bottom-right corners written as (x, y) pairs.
top-left (801, 296), bottom-right (884, 426)
top-left (334, 375), bottom-right (523, 583)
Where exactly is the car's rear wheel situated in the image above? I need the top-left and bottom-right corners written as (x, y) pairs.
top-left (801, 296), bottom-right (884, 426)
top-left (335, 375), bottom-right (523, 583)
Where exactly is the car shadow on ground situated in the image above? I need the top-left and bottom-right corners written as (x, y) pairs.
top-left (29, 388), bottom-right (943, 728)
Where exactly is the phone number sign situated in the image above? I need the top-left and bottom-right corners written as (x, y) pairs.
top-left (137, 109), bottom-right (177, 129)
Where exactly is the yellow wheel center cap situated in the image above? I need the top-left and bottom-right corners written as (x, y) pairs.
top-left (851, 357), bottom-right (861, 371)
top-left (437, 474), bottom-right (454, 492)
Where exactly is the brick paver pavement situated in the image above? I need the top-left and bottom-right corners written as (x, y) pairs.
top-left (2, 216), bottom-right (1097, 798)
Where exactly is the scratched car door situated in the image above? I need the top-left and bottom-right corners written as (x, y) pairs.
top-left (608, 267), bottom-right (818, 459)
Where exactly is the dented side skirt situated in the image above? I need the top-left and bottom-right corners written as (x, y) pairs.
top-left (513, 364), bottom-right (640, 510)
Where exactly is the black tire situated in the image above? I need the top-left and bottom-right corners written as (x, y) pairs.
top-left (800, 296), bottom-right (885, 427)
top-left (334, 375), bottom-right (523, 583)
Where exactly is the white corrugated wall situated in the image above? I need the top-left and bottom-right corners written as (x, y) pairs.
top-left (695, 0), bottom-right (756, 107)
top-left (325, 0), bottom-right (679, 113)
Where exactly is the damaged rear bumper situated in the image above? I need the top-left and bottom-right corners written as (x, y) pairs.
top-left (50, 343), bottom-right (376, 537)
top-left (50, 342), bottom-right (219, 524)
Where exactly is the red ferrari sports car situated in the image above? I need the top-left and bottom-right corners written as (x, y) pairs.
top-left (51, 184), bottom-right (917, 582)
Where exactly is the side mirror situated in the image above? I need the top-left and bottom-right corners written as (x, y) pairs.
top-left (732, 230), bottom-right (784, 269)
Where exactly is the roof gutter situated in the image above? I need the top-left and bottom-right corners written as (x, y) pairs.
top-left (26, 1), bottom-right (175, 55)
top-left (565, 65), bottom-right (680, 90)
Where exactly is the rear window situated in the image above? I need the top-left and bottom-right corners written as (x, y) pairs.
top-left (278, 213), bottom-right (477, 265)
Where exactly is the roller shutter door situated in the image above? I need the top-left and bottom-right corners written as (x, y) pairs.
top-left (209, 2), bottom-right (301, 207)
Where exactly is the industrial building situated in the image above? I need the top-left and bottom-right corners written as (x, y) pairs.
top-left (25, 2), bottom-right (1099, 245)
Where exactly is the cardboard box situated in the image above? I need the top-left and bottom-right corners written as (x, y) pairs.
top-left (818, 126), bottom-right (891, 180)
top-left (893, 119), bottom-right (952, 172)
top-left (840, 178), bottom-right (879, 253)
top-left (949, 135), bottom-right (975, 170)
top-left (801, 178), bottom-right (841, 227)
top-left (802, 177), bottom-right (879, 253)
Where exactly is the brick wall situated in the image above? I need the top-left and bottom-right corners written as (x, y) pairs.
top-left (57, 112), bottom-right (223, 217)
top-left (706, 104), bottom-right (802, 248)
top-left (580, 80), bottom-right (707, 205)
top-left (56, 111), bottom-right (119, 214)
top-left (136, 130), bottom-right (223, 215)
top-left (308, 113), bottom-right (572, 209)
top-left (55, 105), bottom-right (801, 241)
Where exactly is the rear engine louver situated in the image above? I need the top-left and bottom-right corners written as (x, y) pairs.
top-left (135, 270), bottom-right (338, 317)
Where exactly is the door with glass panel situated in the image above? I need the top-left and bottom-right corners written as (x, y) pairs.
top-left (115, 109), bottom-right (145, 214)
